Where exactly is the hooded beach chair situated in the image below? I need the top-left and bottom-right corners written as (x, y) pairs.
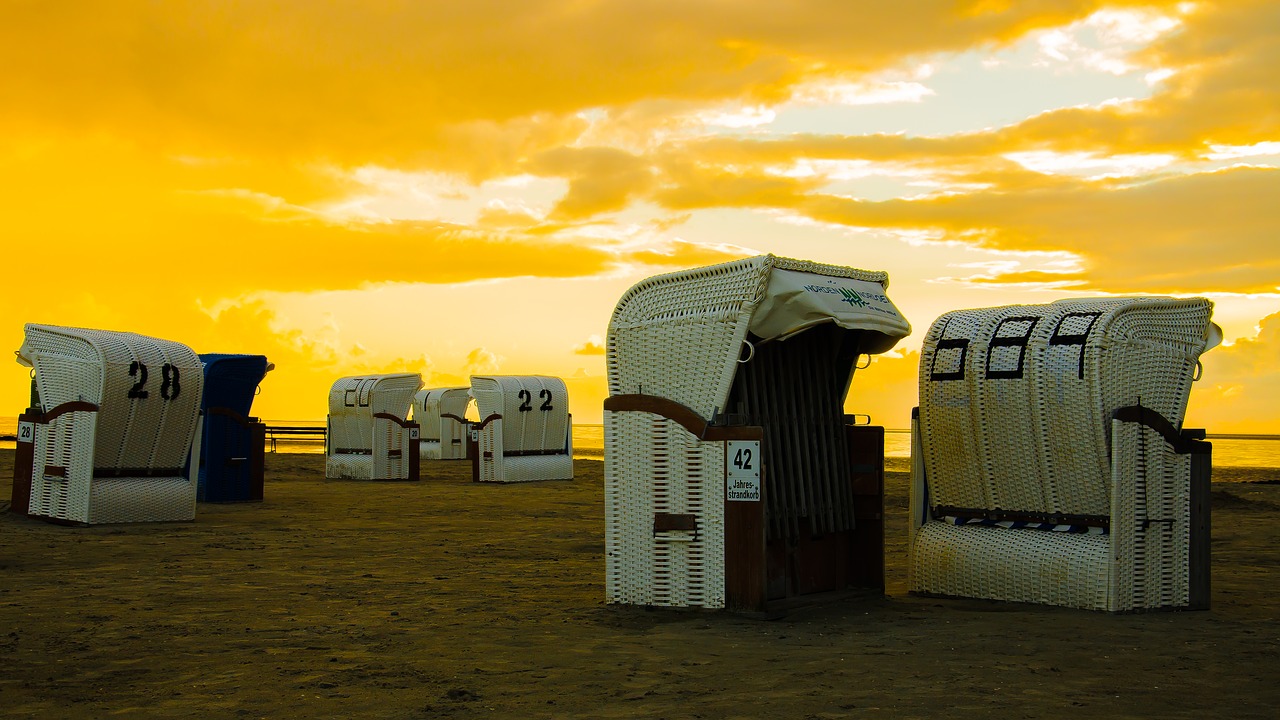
top-left (413, 386), bottom-right (471, 460)
top-left (909, 297), bottom-right (1219, 611)
top-left (469, 375), bottom-right (573, 483)
top-left (189, 354), bottom-right (273, 502)
top-left (325, 373), bottom-right (423, 481)
top-left (604, 255), bottom-right (911, 612)
top-left (12, 324), bottom-right (204, 524)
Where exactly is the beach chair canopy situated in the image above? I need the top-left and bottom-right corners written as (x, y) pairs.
top-left (18, 323), bottom-right (204, 478)
top-left (910, 296), bottom-right (1221, 611)
top-left (327, 373), bottom-right (422, 444)
top-left (608, 254), bottom-right (911, 421)
top-left (15, 323), bottom-right (205, 523)
top-left (198, 354), bottom-right (273, 417)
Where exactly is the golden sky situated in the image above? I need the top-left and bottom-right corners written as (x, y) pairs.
top-left (3, 0), bottom-right (1277, 431)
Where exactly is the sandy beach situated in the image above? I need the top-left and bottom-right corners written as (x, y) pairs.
top-left (1, 449), bottom-right (1277, 719)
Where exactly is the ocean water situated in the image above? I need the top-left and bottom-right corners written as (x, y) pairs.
top-left (576, 427), bottom-right (1280, 468)
top-left (2, 418), bottom-right (1277, 473)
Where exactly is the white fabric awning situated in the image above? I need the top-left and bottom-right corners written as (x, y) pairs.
top-left (749, 268), bottom-right (912, 353)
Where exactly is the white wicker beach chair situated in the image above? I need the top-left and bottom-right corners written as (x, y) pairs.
top-left (604, 255), bottom-right (911, 612)
top-left (413, 387), bottom-right (471, 461)
top-left (325, 373), bottom-right (423, 481)
top-left (909, 297), bottom-right (1219, 611)
top-left (468, 375), bottom-right (573, 483)
top-left (13, 324), bottom-right (204, 524)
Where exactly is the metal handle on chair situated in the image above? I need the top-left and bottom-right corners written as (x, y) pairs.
top-left (653, 512), bottom-right (699, 542)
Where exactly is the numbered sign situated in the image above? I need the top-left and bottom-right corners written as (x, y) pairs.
top-left (409, 427), bottom-right (420, 440)
top-left (726, 440), bottom-right (761, 502)
top-left (18, 421), bottom-right (35, 444)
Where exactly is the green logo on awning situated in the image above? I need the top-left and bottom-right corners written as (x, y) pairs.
top-left (839, 287), bottom-right (867, 308)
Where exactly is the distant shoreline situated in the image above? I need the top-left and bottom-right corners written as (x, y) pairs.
top-left (1207, 433), bottom-right (1280, 441)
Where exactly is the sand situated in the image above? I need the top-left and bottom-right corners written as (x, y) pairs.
top-left (1, 449), bottom-right (1277, 719)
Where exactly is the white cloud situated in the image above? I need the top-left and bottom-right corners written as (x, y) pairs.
top-left (1206, 142), bottom-right (1280, 160)
top-left (1034, 8), bottom-right (1184, 76)
top-left (327, 166), bottom-right (567, 225)
top-left (696, 105), bottom-right (778, 128)
top-left (792, 79), bottom-right (935, 106)
top-left (1003, 150), bottom-right (1177, 177)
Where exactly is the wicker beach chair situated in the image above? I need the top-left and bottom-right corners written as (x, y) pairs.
top-left (13, 324), bottom-right (205, 524)
top-left (325, 373), bottom-right (423, 481)
top-left (469, 375), bottom-right (573, 483)
top-left (190, 354), bottom-right (273, 502)
top-left (909, 297), bottom-right (1219, 611)
top-left (413, 387), bottom-right (471, 461)
top-left (604, 255), bottom-right (911, 612)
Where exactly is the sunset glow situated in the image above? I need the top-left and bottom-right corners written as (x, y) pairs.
top-left (4, 0), bottom-right (1277, 431)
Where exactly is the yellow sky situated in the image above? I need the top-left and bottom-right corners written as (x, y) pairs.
top-left (3, 0), bottom-right (1277, 431)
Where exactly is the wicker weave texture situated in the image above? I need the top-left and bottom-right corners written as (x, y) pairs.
top-left (413, 387), bottom-right (470, 460)
top-left (604, 410), bottom-right (726, 608)
top-left (29, 410), bottom-right (97, 522)
top-left (918, 297), bottom-right (1213, 517)
top-left (1110, 419), bottom-right (1192, 611)
top-left (608, 256), bottom-right (771, 421)
top-left (909, 419), bottom-right (1196, 611)
top-left (470, 375), bottom-right (573, 483)
top-left (325, 374), bottom-right (422, 480)
top-left (910, 522), bottom-right (1113, 609)
top-left (19, 324), bottom-right (204, 524)
top-left (910, 297), bottom-right (1213, 611)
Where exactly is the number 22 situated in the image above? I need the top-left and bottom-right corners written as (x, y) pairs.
top-left (517, 389), bottom-right (554, 411)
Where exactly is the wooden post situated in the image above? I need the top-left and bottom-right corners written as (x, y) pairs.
top-left (10, 409), bottom-right (38, 516)
top-left (1187, 434), bottom-right (1212, 610)
top-left (847, 423), bottom-right (885, 592)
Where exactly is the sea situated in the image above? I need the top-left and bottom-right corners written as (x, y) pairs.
top-left (3, 418), bottom-right (1278, 473)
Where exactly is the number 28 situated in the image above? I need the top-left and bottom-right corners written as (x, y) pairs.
top-left (127, 361), bottom-right (182, 401)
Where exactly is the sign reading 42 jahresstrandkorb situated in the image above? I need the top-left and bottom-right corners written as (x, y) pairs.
top-left (726, 440), bottom-right (761, 502)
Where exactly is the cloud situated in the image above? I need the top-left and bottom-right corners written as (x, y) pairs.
top-left (1189, 312), bottom-right (1280, 433)
top-left (527, 147), bottom-right (656, 219)
top-left (999, 0), bottom-right (1280, 155)
top-left (0, 1), bottom-right (1163, 171)
top-left (795, 165), bottom-right (1280, 294)
top-left (464, 347), bottom-right (503, 376)
top-left (573, 336), bottom-right (606, 355)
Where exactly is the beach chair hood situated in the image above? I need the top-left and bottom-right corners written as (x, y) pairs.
top-left (198, 354), bottom-right (273, 418)
top-left (608, 254), bottom-right (910, 421)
